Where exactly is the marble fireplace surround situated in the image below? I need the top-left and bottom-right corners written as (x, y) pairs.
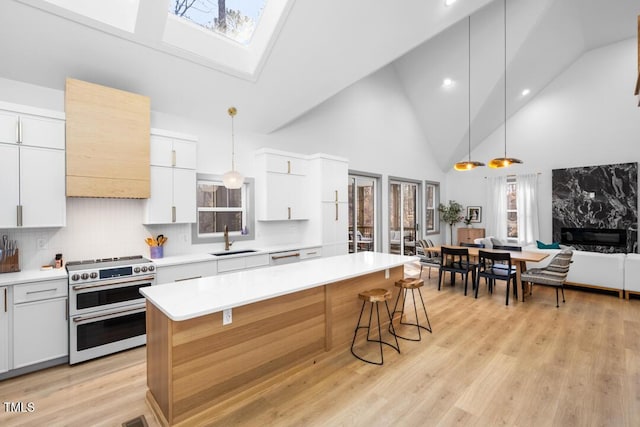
top-left (552, 162), bottom-right (638, 254)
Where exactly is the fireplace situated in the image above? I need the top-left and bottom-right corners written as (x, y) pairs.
top-left (560, 227), bottom-right (627, 248)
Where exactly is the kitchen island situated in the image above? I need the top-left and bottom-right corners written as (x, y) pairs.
top-left (141, 252), bottom-right (417, 426)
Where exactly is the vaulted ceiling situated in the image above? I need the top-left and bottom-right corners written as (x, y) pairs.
top-left (0, 0), bottom-right (637, 172)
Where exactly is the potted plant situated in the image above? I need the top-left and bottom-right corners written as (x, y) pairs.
top-left (438, 200), bottom-right (464, 245)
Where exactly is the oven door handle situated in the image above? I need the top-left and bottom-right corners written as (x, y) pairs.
top-left (72, 305), bottom-right (146, 323)
top-left (71, 275), bottom-right (155, 290)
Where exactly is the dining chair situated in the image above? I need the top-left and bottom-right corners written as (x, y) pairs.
top-left (520, 249), bottom-right (573, 307)
top-left (417, 240), bottom-right (440, 279)
top-left (475, 250), bottom-right (517, 305)
top-left (491, 245), bottom-right (521, 273)
top-left (438, 247), bottom-right (477, 295)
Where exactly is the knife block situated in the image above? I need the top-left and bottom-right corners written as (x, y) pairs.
top-left (0, 248), bottom-right (20, 273)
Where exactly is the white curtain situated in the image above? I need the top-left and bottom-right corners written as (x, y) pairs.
top-left (487, 176), bottom-right (508, 241)
top-left (516, 173), bottom-right (540, 246)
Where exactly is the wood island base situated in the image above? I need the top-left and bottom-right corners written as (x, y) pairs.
top-left (145, 266), bottom-right (404, 426)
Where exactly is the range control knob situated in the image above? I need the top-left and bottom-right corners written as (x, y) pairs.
top-left (81, 273), bottom-right (89, 280)
top-left (148, 265), bottom-right (155, 272)
top-left (71, 274), bottom-right (80, 281)
top-left (134, 267), bottom-right (141, 273)
top-left (141, 266), bottom-right (148, 273)
top-left (89, 272), bottom-right (98, 279)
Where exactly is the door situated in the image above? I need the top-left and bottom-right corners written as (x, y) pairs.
top-left (349, 175), bottom-right (377, 253)
top-left (0, 144), bottom-right (19, 227)
top-left (20, 146), bottom-right (66, 227)
top-left (389, 180), bottom-right (420, 255)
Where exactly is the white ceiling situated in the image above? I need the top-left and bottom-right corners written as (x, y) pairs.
top-left (0, 0), bottom-right (637, 171)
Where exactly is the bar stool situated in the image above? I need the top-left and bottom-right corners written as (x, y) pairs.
top-left (389, 278), bottom-right (432, 341)
top-left (350, 288), bottom-right (400, 365)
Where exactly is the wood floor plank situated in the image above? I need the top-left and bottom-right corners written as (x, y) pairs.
top-left (1, 262), bottom-right (639, 426)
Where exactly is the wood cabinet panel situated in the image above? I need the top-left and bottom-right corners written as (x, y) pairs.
top-left (65, 78), bottom-right (150, 198)
top-left (457, 227), bottom-right (485, 245)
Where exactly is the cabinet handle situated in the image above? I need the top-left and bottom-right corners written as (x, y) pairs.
top-left (175, 276), bottom-right (201, 282)
top-left (65, 298), bottom-right (68, 320)
top-left (172, 206), bottom-right (176, 223)
top-left (3, 288), bottom-right (6, 313)
top-left (335, 203), bottom-right (338, 221)
top-left (171, 150), bottom-right (176, 167)
top-left (17, 117), bottom-right (22, 143)
top-left (288, 207), bottom-right (291, 220)
top-left (335, 190), bottom-right (338, 202)
top-left (26, 288), bottom-right (58, 295)
top-left (287, 160), bottom-right (291, 174)
top-left (17, 205), bottom-right (23, 227)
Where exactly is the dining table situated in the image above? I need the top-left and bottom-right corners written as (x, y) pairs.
top-left (425, 245), bottom-right (549, 293)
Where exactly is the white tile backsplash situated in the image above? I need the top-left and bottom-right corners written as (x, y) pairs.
top-left (1, 198), bottom-right (309, 272)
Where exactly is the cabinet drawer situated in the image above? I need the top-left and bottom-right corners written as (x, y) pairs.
top-left (13, 279), bottom-right (67, 304)
top-left (245, 254), bottom-right (269, 269)
top-left (156, 261), bottom-right (217, 284)
top-left (217, 257), bottom-right (246, 273)
top-left (300, 247), bottom-right (322, 259)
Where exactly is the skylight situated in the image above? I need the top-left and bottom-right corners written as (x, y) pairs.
top-left (168, 0), bottom-right (267, 45)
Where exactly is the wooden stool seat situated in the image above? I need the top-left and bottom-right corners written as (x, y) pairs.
top-left (395, 278), bottom-right (424, 289)
top-left (351, 288), bottom-right (400, 365)
top-left (358, 288), bottom-right (392, 303)
top-left (389, 277), bottom-right (432, 342)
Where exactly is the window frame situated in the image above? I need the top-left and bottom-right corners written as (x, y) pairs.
top-left (506, 176), bottom-right (518, 242)
top-left (424, 181), bottom-right (440, 235)
top-left (191, 173), bottom-right (255, 244)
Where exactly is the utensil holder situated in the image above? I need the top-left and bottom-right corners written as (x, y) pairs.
top-left (0, 248), bottom-right (20, 273)
top-left (150, 246), bottom-right (163, 259)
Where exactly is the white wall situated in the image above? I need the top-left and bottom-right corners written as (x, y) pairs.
top-left (445, 37), bottom-right (640, 243)
top-left (1, 63), bottom-right (444, 270)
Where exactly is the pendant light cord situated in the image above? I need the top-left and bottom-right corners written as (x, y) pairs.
top-left (468, 16), bottom-right (472, 162)
top-left (231, 114), bottom-right (235, 170)
top-left (504, 0), bottom-right (507, 158)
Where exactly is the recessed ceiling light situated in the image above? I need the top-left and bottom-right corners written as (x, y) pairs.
top-left (442, 78), bottom-right (454, 88)
top-left (445, 0), bottom-right (457, 6)
top-left (521, 88), bottom-right (531, 96)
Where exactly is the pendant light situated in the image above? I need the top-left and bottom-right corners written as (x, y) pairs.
top-left (454, 16), bottom-right (485, 171)
top-left (488, 0), bottom-right (522, 169)
top-left (222, 106), bottom-right (244, 189)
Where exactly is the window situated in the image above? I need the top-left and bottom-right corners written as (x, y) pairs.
top-left (424, 181), bottom-right (440, 234)
top-left (191, 174), bottom-right (254, 244)
top-left (349, 174), bottom-right (379, 253)
top-left (168, 0), bottom-right (267, 45)
top-left (506, 178), bottom-right (518, 240)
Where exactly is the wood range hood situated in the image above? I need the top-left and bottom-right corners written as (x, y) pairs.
top-left (636, 15), bottom-right (640, 105)
top-left (65, 78), bottom-right (150, 198)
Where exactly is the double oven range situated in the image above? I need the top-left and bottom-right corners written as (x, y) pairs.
top-left (66, 256), bottom-right (156, 364)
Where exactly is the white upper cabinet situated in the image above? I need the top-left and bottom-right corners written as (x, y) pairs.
top-left (144, 129), bottom-right (197, 224)
top-left (256, 149), bottom-right (309, 221)
top-left (0, 102), bottom-right (65, 228)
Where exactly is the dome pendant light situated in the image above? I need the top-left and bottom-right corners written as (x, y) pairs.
top-left (454, 16), bottom-right (485, 171)
top-left (222, 106), bottom-right (244, 189)
top-left (488, 0), bottom-right (522, 169)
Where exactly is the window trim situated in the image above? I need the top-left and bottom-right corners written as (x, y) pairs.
top-left (191, 174), bottom-right (255, 245)
top-left (424, 181), bottom-right (440, 235)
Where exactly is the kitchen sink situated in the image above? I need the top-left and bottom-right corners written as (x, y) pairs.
top-left (210, 249), bottom-right (258, 257)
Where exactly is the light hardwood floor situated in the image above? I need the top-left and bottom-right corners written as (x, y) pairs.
top-left (1, 262), bottom-right (639, 426)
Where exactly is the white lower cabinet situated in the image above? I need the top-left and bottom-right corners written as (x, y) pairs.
top-left (0, 286), bottom-right (9, 374)
top-left (13, 279), bottom-right (68, 369)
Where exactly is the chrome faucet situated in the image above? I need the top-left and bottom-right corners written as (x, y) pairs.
top-left (224, 225), bottom-right (233, 251)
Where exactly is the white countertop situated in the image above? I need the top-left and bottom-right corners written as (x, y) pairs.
top-left (151, 243), bottom-right (322, 267)
top-left (141, 252), bottom-right (418, 321)
top-left (0, 268), bottom-right (68, 286)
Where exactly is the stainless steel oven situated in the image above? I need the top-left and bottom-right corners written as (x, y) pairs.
top-left (66, 256), bottom-right (156, 364)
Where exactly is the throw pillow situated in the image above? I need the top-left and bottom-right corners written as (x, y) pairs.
top-left (490, 237), bottom-right (504, 247)
top-left (536, 240), bottom-right (561, 249)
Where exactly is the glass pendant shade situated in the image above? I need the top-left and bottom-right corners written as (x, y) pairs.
top-left (455, 16), bottom-right (484, 172)
top-left (223, 106), bottom-right (244, 189)
top-left (222, 170), bottom-right (243, 189)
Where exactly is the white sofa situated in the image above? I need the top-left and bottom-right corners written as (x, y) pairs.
top-left (624, 253), bottom-right (640, 299)
top-left (523, 245), bottom-right (625, 298)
